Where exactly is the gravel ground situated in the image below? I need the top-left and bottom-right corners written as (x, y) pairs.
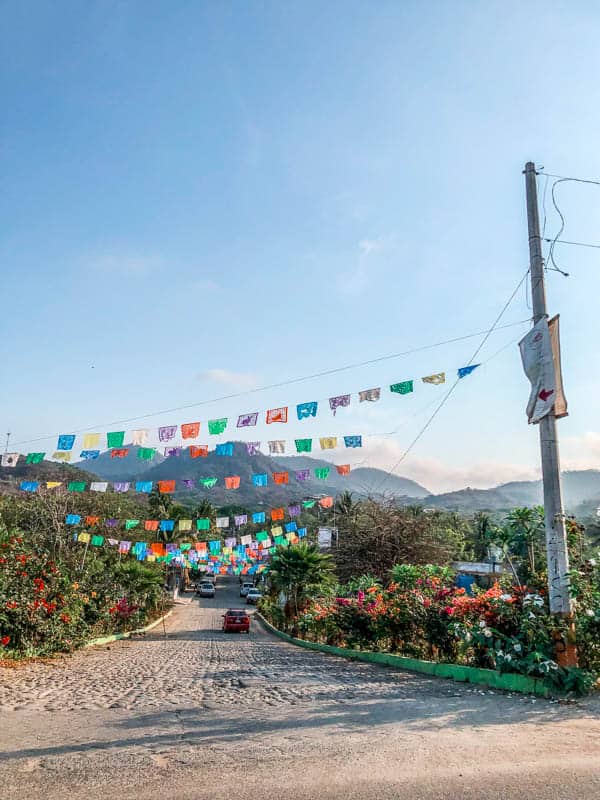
top-left (1, 577), bottom-right (599, 799)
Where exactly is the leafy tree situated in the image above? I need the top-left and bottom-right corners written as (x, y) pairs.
top-left (506, 506), bottom-right (545, 578)
top-left (267, 543), bottom-right (335, 619)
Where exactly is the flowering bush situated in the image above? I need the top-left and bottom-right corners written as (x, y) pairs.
top-left (0, 532), bottom-right (166, 659)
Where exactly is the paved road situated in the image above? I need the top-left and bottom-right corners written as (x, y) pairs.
top-left (1, 577), bottom-right (599, 800)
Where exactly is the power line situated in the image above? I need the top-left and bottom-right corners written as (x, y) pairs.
top-left (539, 171), bottom-right (600, 186)
top-left (371, 270), bottom-right (530, 493)
top-left (543, 237), bottom-right (600, 251)
top-left (10, 318), bottom-right (531, 447)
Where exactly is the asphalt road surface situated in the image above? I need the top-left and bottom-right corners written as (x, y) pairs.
top-left (1, 576), bottom-right (599, 800)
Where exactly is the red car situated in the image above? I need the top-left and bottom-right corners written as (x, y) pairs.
top-left (222, 609), bottom-right (250, 633)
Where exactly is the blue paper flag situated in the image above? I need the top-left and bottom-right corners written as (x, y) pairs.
top-left (285, 521), bottom-right (298, 533)
top-left (297, 527), bottom-right (307, 537)
top-left (159, 520), bottom-right (175, 532)
top-left (252, 511), bottom-right (266, 523)
top-left (457, 364), bottom-right (480, 379)
top-left (216, 442), bottom-right (234, 456)
top-left (297, 401), bottom-right (318, 420)
top-left (66, 514), bottom-right (81, 525)
top-left (57, 434), bottom-right (76, 451)
top-left (252, 473), bottom-right (268, 487)
top-left (20, 481), bottom-right (39, 493)
top-left (344, 435), bottom-right (362, 448)
top-left (80, 450), bottom-right (100, 460)
top-left (135, 481), bottom-right (153, 493)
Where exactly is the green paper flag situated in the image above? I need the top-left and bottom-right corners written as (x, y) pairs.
top-left (107, 431), bottom-right (125, 448)
top-left (68, 481), bottom-right (86, 492)
top-left (180, 543), bottom-right (192, 551)
top-left (314, 468), bottom-right (330, 480)
top-left (256, 530), bottom-right (269, 542)
top-left (208, 418), bottom-right (228, 435)
top-left (274, 535), bottom-right (287, 546)
top-left (26, 452), bottom-right (45, 464)
top-left (196, 518), bottom-right (211, 530)
top-left (91, 535), bottom-right (104, 546)
top-left (199, 477), bottom-right (218, 488)
top-left (295, 439), bottom-right (312, 453)
top-left (125, 520), bottom-right (139, 530)
top-left (302, 499), bottom-right (316, 509)
top-left (390, 380), bottom-right (414, 395)
top-left (269, 546), bottom-right (277, 554)
top-left (137, 447), bottom-right (155, 461)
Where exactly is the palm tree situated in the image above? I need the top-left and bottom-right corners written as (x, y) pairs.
top-left (195, 498), bottom-right (216, 522)
top-left (267, 543), bottom-right (335, 619)
top-left (506, 506), bottom-right (545, 577)
top-left (335, 490), bottom-right (356, 517)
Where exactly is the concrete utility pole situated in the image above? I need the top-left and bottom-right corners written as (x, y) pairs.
top-left (524, 162), bottom-right (577, 665)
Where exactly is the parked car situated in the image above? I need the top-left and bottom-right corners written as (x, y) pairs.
top-left (246, 588), bottom-right (262, 605)
top-left (222, 609), bottom-right (250, 633)
top-left (240, 582), bottom-right (255, 597)
top-left (196, 582), bottom-right (216, 598)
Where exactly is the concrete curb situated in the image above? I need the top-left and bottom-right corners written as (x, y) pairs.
top-left (255, 612), bottom-right (556, 698)
top-left (85, 610), bottom-right (174, 648)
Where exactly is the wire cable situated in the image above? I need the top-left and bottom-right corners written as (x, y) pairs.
top-left (10, 318), bottom-right (531, 447)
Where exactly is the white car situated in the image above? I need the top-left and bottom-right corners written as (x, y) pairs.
top-left (246, 588), bottom-right (262, 605)
top-left (240, 582), bottom-right (255, 597)
top-left (197, 582), bottom-right (216, 598)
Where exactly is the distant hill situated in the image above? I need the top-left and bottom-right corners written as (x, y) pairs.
top-left (70, 446), bottom-right (166, 481)
top-left (0, 459), bottom-right (97, 495)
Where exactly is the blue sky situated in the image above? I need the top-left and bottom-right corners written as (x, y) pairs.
top-left (2, 1), bottom-right (600, 492)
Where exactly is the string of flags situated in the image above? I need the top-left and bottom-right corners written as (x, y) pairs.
top-left (63, 497), bottom-right (333, 532)
top-left (16, 466), bottom-right (350, 494)
top-left (2, 363), bottom-right (481, 467)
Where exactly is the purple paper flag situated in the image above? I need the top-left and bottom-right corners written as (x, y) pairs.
top-left (295, 469), bottom-right (310, 482)
top-left (234, 514), bottom-right (248, 526)
top-left (113, 482), bottom-right (130, 493)
top-left (181, 479), bottom-right (195, 489)
top-left (237, 412), bottom-right (258, 428)
top-left (158, 425), bottom-right (177, 442)
top-left (329, 394), bottom-right (351, 415)
top-left (105, 518), bottom-right (118, 528)
top-left (164, 446), bottom-right (182, 457)
top-left (245, 441), bottom-right (261, 455)
top-left (225, 537), bottom-right (237, 548)
top-left (288, 504), bottom-right (301, 517)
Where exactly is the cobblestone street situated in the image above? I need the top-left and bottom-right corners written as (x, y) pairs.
top-left (1, 578), bottom-right (599, 800)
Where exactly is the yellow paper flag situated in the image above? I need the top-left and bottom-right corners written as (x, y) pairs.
top-left (319, 437), bottom-right (337, 450)
top-left (77, 532), bottom-right (90, 543)
top-left (46, 481), bottom-right (62, 489)
top-left (83, 433), bottom-right (100, 449)
top-left (421, 373), bottom-right (445, 385)
top-left (271, 525), bottom-right (283, 536)
top-left (178, 519), bottom-right (192, 531)
top-left (53, 451), bottom-right (71, 462)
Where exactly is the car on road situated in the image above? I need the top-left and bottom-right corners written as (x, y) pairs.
top-left (246, 588), bottom-right (262, 605)
top-left (196, 581), bottom-right (216, 598)
top-left (240, 582), bottom-right (255, 597)
top-left (222, 609), bottom-right (250, 633)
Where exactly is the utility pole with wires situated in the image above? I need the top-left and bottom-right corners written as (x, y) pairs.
top-left (524, 161), bottom-right (577, 666)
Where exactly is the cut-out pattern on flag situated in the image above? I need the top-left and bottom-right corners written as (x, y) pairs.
top-left (145, 520), bottom-right (159, 532)
top-left (245, 442), bottom-right (261, 455)
top-left (266, 407), bottom-right (288, 424)
top-left (296, 469), bottom-right (310, 481)
top-left (457, 364), bottom-right (480, 379)
top-left (252, 511), bottom-right (266, 524)
top-left (225, 475), bottom-right (240, 489)
top-left (68, 481), bottom-right (86, 492)
top-left (53, 451), bottom-right (71, 462)
top-left (90, 481), bottom-right (108, 492)
top-left (329, 394), bottom-right (351, 415)
top-left (208, 418), bottom-right (228, 435)
top-left (422, 373), bottom-right (445, 385)
top-left (344, 435), bottom-right (362, 448)
top-left (20, 481), bottom-right (39, 492)
top-left (181, 422), bottom-right (200, 439)
top-left (196, 518), bottom-right (211, 531)
top-left (189, 445), bottom-right (208, 458)
top-left (85, 516), bottom-right (100, 526)
top-left (178, 519), bottom-right (192, 532)
top-left (336, 464), bottom-right (351, 475)
top-left (199, 477), bottom-right (218, 488)
top-left (46, 481), bottom-right (62, 489)
top-left (268, 440), bottom-right (285, 454)
top-left (359, 388), bottom-right (381, 402)
top-left (285, 521), bottom-right (298, 533)
top-left (315, 467), bottom-right (330, 480)
top-left (136, 481), bottom-right (153, 493)
top-left (288, 504), bottom-right (301, 517)
top-left (111, 448), bottom-right (129, 458)
top-left (125, 520), bottom-right (139, 530)
top-left (159, 425), bottom-right (177, 442)
top-left (66, 514), bottom-right (81, 525)
top-left (295, 439), bottom-right (312, 453)
top-left (57, 434), bottom-right (75, 451)
top-left (252, 473), bottom-right (268, 487)
top-left (273, 471), bottom-right (289, 485)
top-left (297, 401), bottom-right (318, 419)
top-left (1, 453), bottom-right (19, 467)
top-left (216, 442), bottom-right (234, 456)
top-left (181, 479), bottom-right (195, 489)
top-left (26, 452), bottom-right (45, 464)
top-left (390, 380), bottom-right (414, 395)
top-left (80, 450), bottom-right (100, 460)
top-left (138, 447), bottom-right (155, 460)
top-left (216, 517), bottom-right (229, 529)
top-left (319, 437), bottom-right (337, 450)
top-left (83, 433), bottom-right (100, 449)
top-left (164, 446), bottom-right (182, 458)
top-left (237, 413), bottom-right (258, 428)
top-left (107, 431), bottom-right (125, 448)
top-left (132, 429), bottom-right (148, 446)
top-left (319, 496), bottom-right (334, 508)
top-left (234, 515), bottom-right (248, 527)
top-left (158, 480), bottom-right (176, 494)
top-left (160, 520), bottom-right (175, 532)
top-left (113, 482), bottom-right (130, 493)
top-left (271, 508), bottom-right (285, 521)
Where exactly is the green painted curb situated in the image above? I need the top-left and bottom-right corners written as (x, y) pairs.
top-left (85, 610), bottom-right (174, 648)
top-left (256, 612), bottom-right (555, 698)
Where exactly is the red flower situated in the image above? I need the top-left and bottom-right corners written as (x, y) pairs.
top-left (0, 636), bottom-right (9, 647)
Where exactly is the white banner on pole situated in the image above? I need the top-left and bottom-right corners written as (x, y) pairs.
top-left (317, 527), bottom-right (332, 549)
top-left (519, 316), bottom-right (567, 424)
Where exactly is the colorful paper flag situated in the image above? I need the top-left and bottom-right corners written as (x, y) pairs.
top-left (225, 475), bottom-right (241, 489)
top-left (208, 418), bottom-right (228, 435)
top-left (77, 532), bottom-right (90, 543)
top-left (111, 448), bottom-right (129, 458)
top-left (105, 519), bottom-right (118, 527)
top-left (216, 442), bottom-right (234, 456)
top-left (125, 520), bottom-right (140, 530)
top-left (336, 464), bottom-right (351, 475)
top-left (268, 440), bottom-right (285, 454)
top-left (252, 511), bottom-right (266, 524)
top-left (25, 452), bottom-right (45, 464)
top-left (359, 388), bottom-right (381, 402)
top-left (181, 479), bottom-right (195, 489)
top-left (285, 521), bottom-right (298, 533)
top-left (315, 467), bottom-right (330, 480)
top-left (273, 471), bottom-right (289, 485)
top-left (422, 373), bottom-right (445, 385)
top-left (80, 450), bottom-right (100, 460)
top-left (66, 514), bottom-right (81, 525)
top-left (181, 422), bottom-right (200, 439)
top-left (196, 518), bottom-right (211, 531)
top-left (90, 481), bottom-right (108, 492)
top-left (245, 442), bottom-right (261, 455)
top-left (297, 401), bottom-right (318, 419)
top-left (189, 445), bottom-right (208, 458)
top-left (288, 504), bottom-right (301, 517)
top-left (131, 429), bottom-right (148, 446)
top-left (390, 380), bottom-right (414, 395)
top-left (138, 447), bottom-right (156, 461)
top-left (164, 446), bottom-right (182, 457)
top-left (57, 434), bottom-right (75, 451)
top-left (158, 480), bottom-right (175, 494)
top-left (234, 514), bottom-right (248, 526)
top-left (178, 519), bottom-right (192, 531)
top-left (113, 481), bottom-right (130, 493)
top-left (296, 469), bottom-right (310, 481)
top-left (68, 481), bottom-right (86, 492)
top-left (295, 439), bottom-right (312, 453)
top-left (329, 394), bottom-right (351, 415)
top-left (216, 517), bottom-right (229, 528)
top-left (344, 435), bottom-right (362, 448)
top-left (46, 481), bottom-right (62, 489)
top-left (271, 508), bottom-right (285, 521)
top-left (256, 531), bottom-right (269, 542)
top-left (266, 407), bottom-right (288, 424)
top-left (457, 364), bottom-right (480, 379)
top-left (83, 433), bottom-right (100, 449)
top-left (119, 541), bottom-right (131, 553)
top-left (19, 480), bottom-right (39, 492)
top-left (158, 425), bottom-right (177, 442)
top-left (237, 413), bottom-right (258, 428)
top-left (145, 520), bottom-right (159, 532)
top-left (53, 451), bottom-right (71, 462)
top-left (319, 496), bottom-right (334, 508)
top-left (319, 437), bottom-right (337, 450)
top-left (160, 520), bottom-right (175, 532)
top-left (199, 477), bottom-right (218, 488)
top-left (1, 453), bottom-right (19, 467)
top-left (107, 431), bottom-right (125, 448)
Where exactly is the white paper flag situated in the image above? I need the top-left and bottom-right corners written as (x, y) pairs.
top-left (268, 440), bottom-right (285, 454)
top-left (519, 317), bottom-right (567, 424)
top-left (216, 517), bottom-right (229, 528)
top-left (240, 534), bottom-right (252, 545)
top-left (1, 453), bottom-right (19, 467)
top-left (90, 481), bottom-right (108, 493)
top-left (132, 429), bottom-right (149, 446)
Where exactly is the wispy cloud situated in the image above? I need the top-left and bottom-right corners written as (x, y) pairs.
top-left (562, 431), bottom-right (600, 470)
top-left (338, 235), bottom-right (396, 295)
top-left (198, 368), bottom-right (259, 390)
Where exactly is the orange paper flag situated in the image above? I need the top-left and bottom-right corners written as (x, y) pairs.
top-left (145, 520), bottom-right (159, 531)
top-left (85, 516), bottom-right (100, 526)
top-left (158, 480), bottom-right (176, 494)
top-left (181, 422), bottom-right (200, 439)
top-left (271, 507), bottom-right (285, 521)
top-left (319, 496), bottom-right (334, 509)
top-left (189, 445), bottom-right (208, 458)
top-left (111, 448), bottom-right (129, 458)
top-left (273, 471), bottom-right (289, 485)
top-left (266, 407), bottom-right (288, 424)
top-left (336, 464), bottom-right (351, 475)
top-left (151, 543), bottom-right (166, 556)
top-left (225, 475), bottom-right (241, 490)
